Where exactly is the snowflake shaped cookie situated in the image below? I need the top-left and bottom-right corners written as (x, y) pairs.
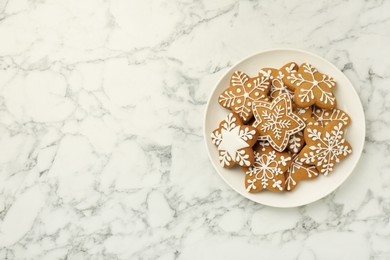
top-left (284, 155), bottom-right (319, 191)
top-left (243, 146), bottom-right (292, 192)
top-left (252, 93), bottom-right (306, 152)
top-left (312, 106), bottom-right (351, 127)
top-left (284, 63), bottom-right (337, 109)
top-left (211, 113), bottom-right (259, 168)
top-left (259, 62), bottom-right (298, 99)
top-left (218, 71), bottom-right (270, 122)
top-left (298, 121), bottom-right (352, 176)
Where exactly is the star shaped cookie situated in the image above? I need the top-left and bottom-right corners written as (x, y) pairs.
top-left (218, 71), bottom-right (270, 122)
top-left (284, 63), bottom-right (337, 109)
top-left (298, 121), bottom-right (352, 176)
top-left (252, 93), bottom-right (306, 152)
top-left (211, 112), bottom-right (259, 168)
top-left (243, 146), bottom-right (292, 192)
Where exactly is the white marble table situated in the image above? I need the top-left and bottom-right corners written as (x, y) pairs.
top-left (0, 0), bottom-right (389, 259)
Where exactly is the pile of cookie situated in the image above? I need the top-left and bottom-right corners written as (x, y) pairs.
top-left (211, 62), bottom-right (352, 192)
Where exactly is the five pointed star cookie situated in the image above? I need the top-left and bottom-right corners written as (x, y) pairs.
top-left (284, 154), bottom-right (319, 191)
top-left (284, 63), bottom-right (337, 109)
top-left (252, 93), bottom-right (306, 152)
top-left (259, 62), bottom-right (298, 99)
top-left (298, 121), bottom-right (352, 176)
top-left (218, 71), bottom-right (270, 122)
top-left (243, 146), bottom-right (292, 192)
top-left (211, 112), bottom-right (259, 168)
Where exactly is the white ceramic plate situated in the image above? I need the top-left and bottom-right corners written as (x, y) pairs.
top-left (204, 49), bottom-right (365, 208)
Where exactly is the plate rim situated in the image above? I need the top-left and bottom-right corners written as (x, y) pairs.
top-left (203, 48), bottom-right (366, 208)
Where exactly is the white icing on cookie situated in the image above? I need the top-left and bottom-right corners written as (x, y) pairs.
top-left (218, 71), bottom-right (269, 122)
top-left (211, 113), bottom-right (257, 167)
top-left (246, 150), bottom-right (291, 192)
top-left (285, 155), bottom-right (318, 191)
top-left (288, 64), bottom-right (336, 106)
top-left (253, 93), bottom-right (306, 152)
top-left (300, 122), bottom-right (352, 175)
top-left (312, 106), bottom-right (350, 126)
top-left (288, 131), bottom-right (304, 154)
top-left (218, 127), bottom-right (249, 159)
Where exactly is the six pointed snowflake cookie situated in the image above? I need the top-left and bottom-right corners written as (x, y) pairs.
top-left (243, 146), bottom-right (292, 192)
top-left (259, 62), bottom-right (298, 99)
top-left (211, 112), bottom-right (259, 168)
top-left (218, 71), bottom-right (270, 122)
top-left (284, 63), bottom-right (337, 109)
top-left (284, 154), bottom-right (319, 191)
top-left (252, 93), bottom-right (306, 152)
top-left (298, 121), bottom-right (352, 176)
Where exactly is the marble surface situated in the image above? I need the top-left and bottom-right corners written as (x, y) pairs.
top-left (0, 0), bottom-right (389, 259)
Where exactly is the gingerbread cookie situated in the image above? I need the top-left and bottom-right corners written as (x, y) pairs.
top-left (243, 146), bottom-right (292, 192)
top-left (285, 155), bottom-right (319, 191)
top-left (259, 62), bottom-right (298, 99)
top-left (211, 112), bottom-right (259, 168)
top-left (252, 93), bottom-right (306, 152)
top-left (298, 121), bottom-right (352, 175)
top-left (284, 63), bottom-right (337, 109)
top-left (218, 71), bottom-right (270, 122)
top-left (312, 106), bottom-right (351, 127)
